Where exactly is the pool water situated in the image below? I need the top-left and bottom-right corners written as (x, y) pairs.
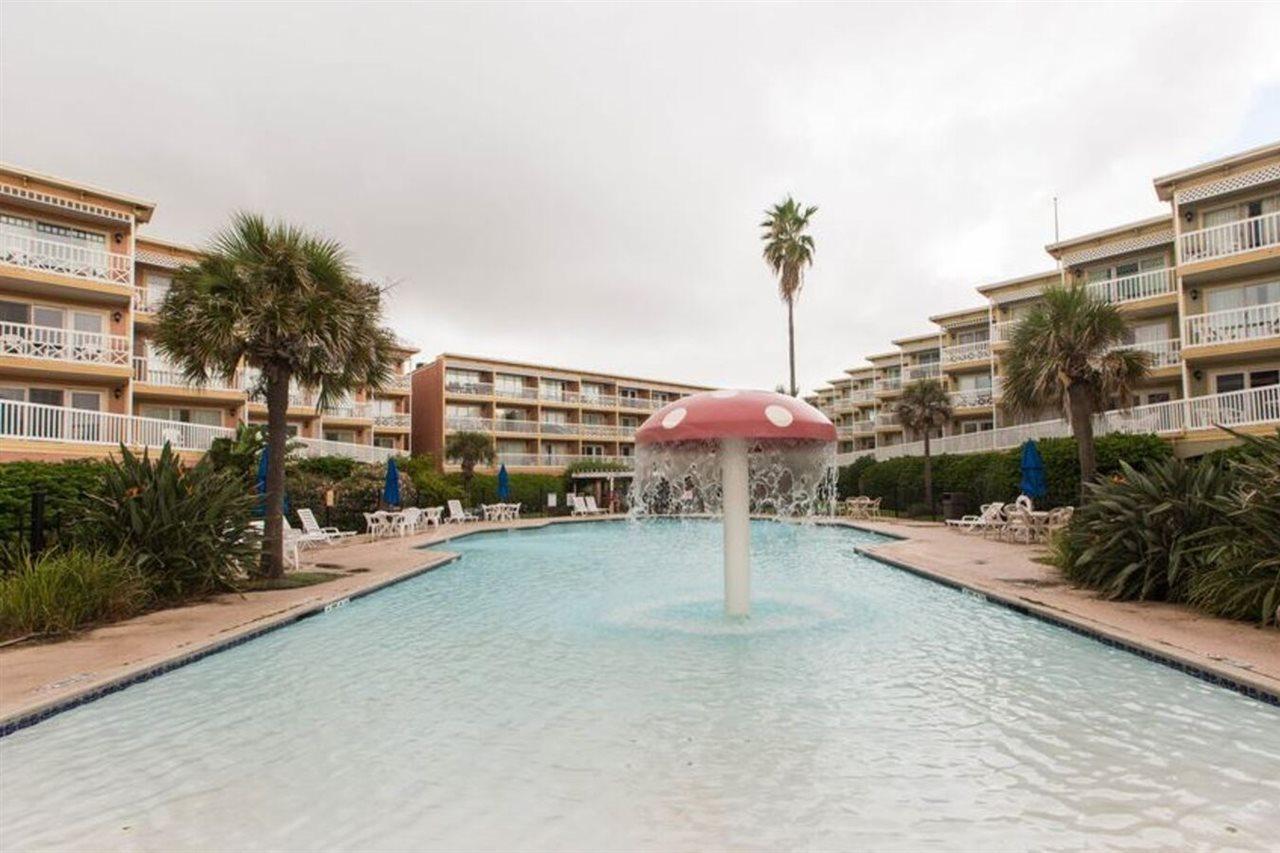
top-left (2, 520), bottom-right (1278, 851)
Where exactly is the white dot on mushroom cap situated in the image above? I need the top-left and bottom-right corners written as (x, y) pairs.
top-left (710, 389), bottom-right (738, 398)
top-left (662, 407), bottom-right (688, 429)
top-left (765, 405), bottom-right (794, 427)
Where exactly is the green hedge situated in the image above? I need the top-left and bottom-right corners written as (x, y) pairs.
top-left (0, 460), bottom-right (107, 547)
top-left (840, 433), bottom-right (1171, 512)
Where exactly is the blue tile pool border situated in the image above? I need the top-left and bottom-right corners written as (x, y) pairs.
top-left (854, 545), bottom-right (1280, 708)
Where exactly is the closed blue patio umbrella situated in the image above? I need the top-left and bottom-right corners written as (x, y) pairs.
top-left (497, 463), bottom-right (511, 500)
top-left (1019, 440), bottom-right (1048, 502)
top-left (254, 448), bottom-right (291, 517)
top-left (383, 457), bottom-right (402, 507)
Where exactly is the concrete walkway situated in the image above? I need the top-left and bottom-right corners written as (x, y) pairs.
top-left (3, 514), bottom-right (1278, 730)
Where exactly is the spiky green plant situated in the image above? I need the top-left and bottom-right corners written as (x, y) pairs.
top-left (895, 379), bottom-right (953, 511)
top-left (760, 197), bottom-right (817, 396)
top-left (80, 445), bottom-right (257, 600)
top-left (1002, 285), bottom-right (1149, 495)
top-left (1188, 430), bottom-right (1280, 625)
top-left (156, 213), bottom-right (397, 577)
top-left (0, 545), bottom-right (152, 638)
top-left (1052, 456), bottom-right (1231, 603)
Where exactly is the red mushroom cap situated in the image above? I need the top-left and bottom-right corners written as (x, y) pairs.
top-left (636, 390), bottom-right (837, 446)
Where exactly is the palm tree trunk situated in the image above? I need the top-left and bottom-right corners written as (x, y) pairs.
top-left (1068, 384), bottom-right (1097, 500)
top-left (787, 297), bottom-right (797, 396)
top-left (923, 432), bottom-right (933, 515)
top-left (261, 369), bottom-right (290, 578)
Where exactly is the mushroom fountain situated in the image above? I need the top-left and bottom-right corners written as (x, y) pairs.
top-left (631, 390), bottom-right (838, 617)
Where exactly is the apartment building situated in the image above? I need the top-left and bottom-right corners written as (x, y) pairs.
top-left (411, 354), bottom-right (710, 472)
top-left (814, 140), bottom-right (1280, 463)
top-left (1, 164), bottom-right (415, 464)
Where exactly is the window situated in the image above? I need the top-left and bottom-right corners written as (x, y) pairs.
top-left (29, 388), bottom-right (64, 407)
top-left (954, 328), bottom-right (989, 345)
top-left (495, 374), bottom-right (526, 396)
top-left (495, 406), bottom-right (529, 422)
top-left (1126, 321), bottom-right (1168, 345)
top-left (1214, 373), bottom-right (1246, 394)
top-left (324, 429), bottom-right (357, 443)
top-left (446, 404), bottom-right (484, 420)
top-left (445, 369), bottom-right (483, 389)
top-left (541, 409), bottom-right (568, 424)
top-left (139, 405), bottom-right (221, 426)
top-left (960, 420), bottom-right (993, 435)
top-left (582, 412), bottom-right (607, 425)
top-left (1206, 280), bottom-right (1280, 313)
top-left (581, 382), bottom-right (606, 401)
top-left (583, 444), bottom-right (604, 457)
top-left (147, 273), bottom-right (172, 305)
top-left (0, 300), bottom-right (28, 324)
top-left (373, 437), bottom-right (396, 449)
top-left (540, 379), bottom-right (567, 400)
top-left (619, 444), bottom-right (633, 457)
top-left (956, 373), bottom-right (992, 391)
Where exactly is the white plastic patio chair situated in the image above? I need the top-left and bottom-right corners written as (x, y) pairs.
top-left (297, 508), bottom-right (356, 543)
top-left (423, 506), bottom-right (444, 528)
top-left (946, 502), bottom-right (1003, 534)
top-left (397, 507), bottom-right (423, 535)
top-left (363, 511), bottom-right (391, 538)
top-left (584, 496), bottom-right (607, 515)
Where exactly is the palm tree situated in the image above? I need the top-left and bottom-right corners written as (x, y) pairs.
top-left (1002, 284), bottom-right (1149, 494)
top-left (156, 213), bottom-right (397, 578)
top-left (895, 380), bottom-right (952, 513)
top-left (761, 197), bottom-right (817, 396)
top-left (446, 431), bottom-right (496, 498)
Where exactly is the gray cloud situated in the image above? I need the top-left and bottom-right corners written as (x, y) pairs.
top-left (4, 2), bottom-right (1279, 392)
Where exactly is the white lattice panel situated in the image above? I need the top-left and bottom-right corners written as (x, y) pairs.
top-left (134, 249), bottom-right (184, 269)
top-left (1175, 163), bottom-right (1280, 205)
top-left (0, 182), bottom-right (134, 224)
top-left (1060, 229), bottom-right (1174, 267)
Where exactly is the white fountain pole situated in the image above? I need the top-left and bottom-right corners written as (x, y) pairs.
top-left (720, 437), bottom-right (750, 616)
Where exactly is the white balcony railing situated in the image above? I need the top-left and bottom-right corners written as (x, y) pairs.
top-left (132, 286), bottom-right (168, 313)
top-left (0, 224), bottom-right (133, 286)
top-left (991, 319), bottom-right (1020, 343)
top-left (491, 453), bottom-right (635, 470)
top-left (0, 321), bottom-right (130, 367)
top-left (1180, 211), bottom-right (1280, 264)
top-left (949, 387), bottom-right (995, 408)
top-left (875, 412), bottom-right (900, 427)
top-left (581, 394), bottom-right (620, 408)
top-left (326, 401), bottom-right (373, 419)
top-left (495, 385), bottom-right (540, 401)
top-left (1085, 268), bottom-right (1176, 305)
top-left (385, 374), bottom-right (412, 391)
top-left (372, 412), bottom-right (411, 428)
top-left (875, 376), bottom-right (902, 393)
top-left (1184, 302), bottom-right (1280, 347)
top-left (834, 384), bottom-right (1280, 467)
top-left (941, 341), bottom-right (992, 365)
top-left (906, 363), bottom-right (941, 381)
top-left (445, 381), bottom-right (494, 397)
top-left (294, 437), bottom-right (396, 464)
top-left (849, 388), bottom-right (876, 404)
top-left (852, 420), bottom-right (876, 434)
top-left (132, 357), bottom-right (242, 391)
top-left (0, 400), bottom-right (397, 463)
top-left (1113, 338), bottom-right (1181, 369)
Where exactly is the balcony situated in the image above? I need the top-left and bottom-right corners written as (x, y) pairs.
top-left (493, 452), bottom-right (634, 470)
top-left (1085, 268), bottom-right (1176, 306)
top-left (1, 224), bottom-right (133, 286)
top-left (325, 401), bottom-right (373, 420)
top-left (875, 412), bottom-right (900, 428)
top-left (991, 320), bottom-right (1020, 344)
top-left (1113, 338), bottom-right (1181, 369)
top-left (949, 387), bottom-right (995, 409)
top-left (292, 436), bottom-right (397, 463)
top-left (445, 380), bottom-right (493, 397)
top-left (373, 412), bottom-right (411, 429)
top-left (941, 341), bottom-right (992, 366)
top-left (0, 321), bottom-right (130, 368)
top-left (1180, 211), bottom-right (1280, 265)
top-left (132, 357), bottom-right (243, 392)
top-left (380, 374), bottom-right (412, 393)
top-left (494, 385), bottom-right (540, 401)
top-left (1183, 302), bottom-right (1280, 348)
top-left (875, 376), bottom-right (902, 394)
top-left (132, 286), bottom-right (167, 314)
top-left (620, 396), bottom-right (664, 411)
top-left (905, 363), bottom-right (941, 381)
top-left (580, 393), bottom-right (620, 408)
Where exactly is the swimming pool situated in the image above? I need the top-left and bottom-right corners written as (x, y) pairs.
top-left (2, 520), bottom-right (1278, 850)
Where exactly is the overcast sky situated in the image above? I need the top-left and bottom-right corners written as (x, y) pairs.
top-left (4, 3), bottom-right (1280, 393)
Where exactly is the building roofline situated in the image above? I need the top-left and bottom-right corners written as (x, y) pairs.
top-left (0, 162), bottom-right (157, 222)
top-left (928, 305), bottom-right (990, 323)
top-left (866, 351), bottom-right (900, 362)
top-left (891, 331), bottom-right (941, 346)
top-left (1152, 140), bottom-right (1280, 198)
top-left (424, 352), bottom-right (713, 390)
top-left (843, 365), bottom-right (874, 376)
top-left (1044, 214), bottom-right (1172, 255)
top-left (136, 234), bottom-right (202, 254)
top-left (975, 269), bottom-right (1062, 295)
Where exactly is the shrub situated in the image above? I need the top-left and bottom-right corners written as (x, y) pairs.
top-left (0, 460), bottom-right (106, 550)
top-left (290, 455), bottom-right (360, 481)
top-left (400, 455), bottom-right (463, 508)
top-left (836, 455), bottom-right (875, 499)
top-left (286, 461), bottom-right (393, 534)
top-left (465, 472), bottom-right (565, 512)
top-left (1052, 430), bottom-right (1280, 626)
top-left (851, 432), bottom-right (1170, 512)
top-left (202, 422), bottom-right (269, 486)
top-left (80, 445), bottom-right (257, 598)
top-left (0, 545), bottom-right (152, 639)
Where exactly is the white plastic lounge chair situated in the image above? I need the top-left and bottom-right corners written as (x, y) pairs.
top-left (283, 515), bottom-right (329, 548)
top-left (584, 496), bottom-right (607, 515)
top-left (297, 508), bottom-right (356, 543)
top-left (249, 520), bottom-right (300, 569)
top-left (946, 502), bottom-right (1003, 534)
top-left (571, 496), bottom-right (591, 516)
top-left (446, 500), bottom-right (477, 523)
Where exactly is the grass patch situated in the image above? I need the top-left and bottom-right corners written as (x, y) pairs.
top-left (240, 571), bottom-right (343, 592)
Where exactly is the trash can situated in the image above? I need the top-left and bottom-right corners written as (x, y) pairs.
top-left (940, 492), bottom-right (968, 520)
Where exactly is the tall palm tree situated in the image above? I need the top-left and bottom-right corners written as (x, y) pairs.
top-left (761, 197), bottom-right (817, 396)
top-left (445, 431), bottom-right (496, 498)
top-left (1002, 284), bottom-right (1149, 494)
top-left (156, 213), bottom-right (397, 577)
top-left (896, 379), bottom-right (953, 512)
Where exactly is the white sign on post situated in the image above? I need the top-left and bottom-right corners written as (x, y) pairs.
top-left (547, 493), bottom-right (557, 508)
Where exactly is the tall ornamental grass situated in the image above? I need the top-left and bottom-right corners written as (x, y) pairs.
top-left (0, 546), bottom-right (152, 639)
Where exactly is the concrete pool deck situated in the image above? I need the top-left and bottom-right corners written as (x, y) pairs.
top-left (2, 514), bottom-right (1278, 731)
